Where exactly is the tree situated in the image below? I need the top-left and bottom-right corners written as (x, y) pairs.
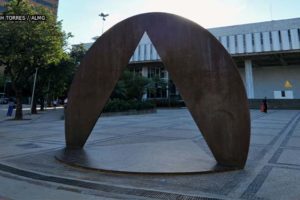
top-left (147, 75), bottom-right (167, 98)
top-left (29, 43), bottom-right (86, 114)
top-left (119, 70), bottom-right (150, 101)
top-left (70, 44), bottom-right (87, 65)
top-left (0, 0), bottom-right (71, 119)
top-left (0, 72), bottom-right (4, 93)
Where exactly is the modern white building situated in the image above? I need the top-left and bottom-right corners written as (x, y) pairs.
top-left (209, 18), bottom-right (300, 100)
top-left (84, 17), bottom-right (300, 104)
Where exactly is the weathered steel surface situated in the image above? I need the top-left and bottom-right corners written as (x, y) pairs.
top-left (65, 12), bottom-right (250, 169)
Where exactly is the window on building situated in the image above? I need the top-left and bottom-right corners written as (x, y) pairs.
top-left (138, 45), bottom-right (141, 60)
top-left (234, 35), bottom-right (238, 49)
top-left (144, 44), bottom-right (147, 59)
top-left (148, 67), bottom-right (165, 78)
top-left (243, 34), bottom-right (246, 52)
top-left (32, 0), bottom-right (55, 8)
top-left (226, 36), bottom-right (229, 49)
top-left (130, 67), bottom-right (142, 76)
top-left (0, 6), bottom-right (6, 12)
top-left (288, 30), bottom-right (292, 44)
top-left (260, 32), bottom-right (264, 46)
top-left (281, 90), bottom-right (286, 97)
top-left (278, 31), bottom-right (282, 44)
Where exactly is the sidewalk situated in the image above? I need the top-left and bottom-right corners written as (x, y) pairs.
top-left (0, 104), bottom-right (63, 122)
top-left (0, 109), bottom-right (300, 200)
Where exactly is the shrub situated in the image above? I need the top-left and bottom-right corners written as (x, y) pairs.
top-left (103, 99), bottom-right (155, 113)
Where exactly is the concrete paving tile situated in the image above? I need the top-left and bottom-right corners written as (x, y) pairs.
top-left (277, 149), bottom-right (300, 166)
top-left (0, 108), bottom-right (300, 200)
top-left (284, 137), bottom-right (300, 148)
top-left (250, 135), bottom-right (275, 145)
top-left (255, 167), bottom-right (300, 200)
top-left (251, 128), bottom-right (281, 135)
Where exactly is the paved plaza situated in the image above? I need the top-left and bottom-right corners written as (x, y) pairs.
top-left (0, 107), bottom-right (300, 199)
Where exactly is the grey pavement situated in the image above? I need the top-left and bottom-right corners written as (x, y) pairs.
top-left (0, 108), bottom-right (300, 200)
top-left (0, 104), bottom-right (63, 121)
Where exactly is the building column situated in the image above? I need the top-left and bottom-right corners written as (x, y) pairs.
top-left (142, 67), bottom-right (148, 100)
top-left (245, 59), bottom-right (254, 99)
top-left (165, 70), bottom-right (169, 98)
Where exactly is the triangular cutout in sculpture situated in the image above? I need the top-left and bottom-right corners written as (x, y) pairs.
top-left (130, 32), bottom-right (161, 62)
top-left (59, 12), bottom-right (250, 173)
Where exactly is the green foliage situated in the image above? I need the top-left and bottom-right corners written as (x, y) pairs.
top-left (0, 73), bottom-right (4, 91)
top-left (70, 44), bottom-right (87, 65)
top-left (111, 70), bottom-right (150, 101)
top-left (0, 0), bottom-right (71, 119)
top-left (103, 99), bottom-right (155, 113)
top-left (43, 53), bottom-right (75, 98)
top-left (147, 75), bottom-right (167, 97)
top-left (106, 70), bottom-right (158, 112)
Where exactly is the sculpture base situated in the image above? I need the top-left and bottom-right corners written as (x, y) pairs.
top-left (55, 140), bottom-right (235, 174)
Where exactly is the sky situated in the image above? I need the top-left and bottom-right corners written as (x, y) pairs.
top-left (57, 0), bottom-right (300, 45)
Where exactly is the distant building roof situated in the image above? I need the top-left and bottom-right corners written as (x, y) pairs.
top-left (208, 18), bottom-right (300, 36)
top-left (80, 17), bottom-right (300, 59)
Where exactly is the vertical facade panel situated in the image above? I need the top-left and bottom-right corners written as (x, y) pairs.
top-left (237, 34), bottom-right (244, 54)
top-left (145, 44), bottom-right (151, 60)
top-left (220, 36), bottom-right (228, 50)
top-left (254, 32), bottom-right (262, 52)
top-left (245, 33), bottom-right (253, 53)
top-left (290, 29), bottom-right (300, 49)
top-left (149, 44), bottom-right (153, 60)
top-left (139, 44), bottom-right (145, 61)
top-left (262, 32), bottom-right (271, 51)
top-left (271, 31), bottom-right (281, 51)
top-left (229, 35), bottom-right (236, 54)
top-left (152, 46), bottom-right (159, 60)
top-left (280, 30), bottom-right (290, 50)
top-left (133, 47), bottom-right (139, 61)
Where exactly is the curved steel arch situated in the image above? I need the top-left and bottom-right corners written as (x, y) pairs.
top-left (65, 12), bottom-right (250, 168)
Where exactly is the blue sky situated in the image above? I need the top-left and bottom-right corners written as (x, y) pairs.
top-left (57, 0), bottom-right (300, 45)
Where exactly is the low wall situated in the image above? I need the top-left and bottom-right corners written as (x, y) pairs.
top-left (248, 99), bottom-right (300, 109)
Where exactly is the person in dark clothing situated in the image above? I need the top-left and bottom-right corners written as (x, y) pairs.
top-left (262, 97), bottom-right (268, 113)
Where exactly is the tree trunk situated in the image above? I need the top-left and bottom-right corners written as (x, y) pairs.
top-left (31, 97), bottom-right (37, 114)
top-left (40, 97), bottom-right (45, 111)
top-left (15, 89), bottom-right (23, 120)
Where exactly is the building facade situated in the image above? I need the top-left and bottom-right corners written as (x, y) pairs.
top-left (0, 0), bottom-right (59, 14)
top-left (125, 18), bottom-right (300, 100)
top-left (81, 18), bottom-right (300, 104)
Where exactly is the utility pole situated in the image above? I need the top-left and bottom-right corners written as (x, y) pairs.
top-left (99, 12), bottom-right (109, 34)
top-left (30, 68), bottom-right (38, 114)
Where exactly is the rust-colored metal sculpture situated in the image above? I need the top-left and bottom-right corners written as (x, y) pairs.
top-left (64, 12), bottom-right (250, 170)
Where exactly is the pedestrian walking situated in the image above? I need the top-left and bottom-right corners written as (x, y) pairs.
top-left (260, 97), bottom-right (268, 113)
top-left (6, 98), bottom-right (15, 117)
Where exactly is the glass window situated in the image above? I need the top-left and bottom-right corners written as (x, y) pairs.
top-left (0, 6), bottom-right (6, 12)
top-left (32, 0), bottom-right (55, 8)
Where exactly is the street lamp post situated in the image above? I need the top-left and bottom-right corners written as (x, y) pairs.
top-left (99, 12), bottom-right (109, 34)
